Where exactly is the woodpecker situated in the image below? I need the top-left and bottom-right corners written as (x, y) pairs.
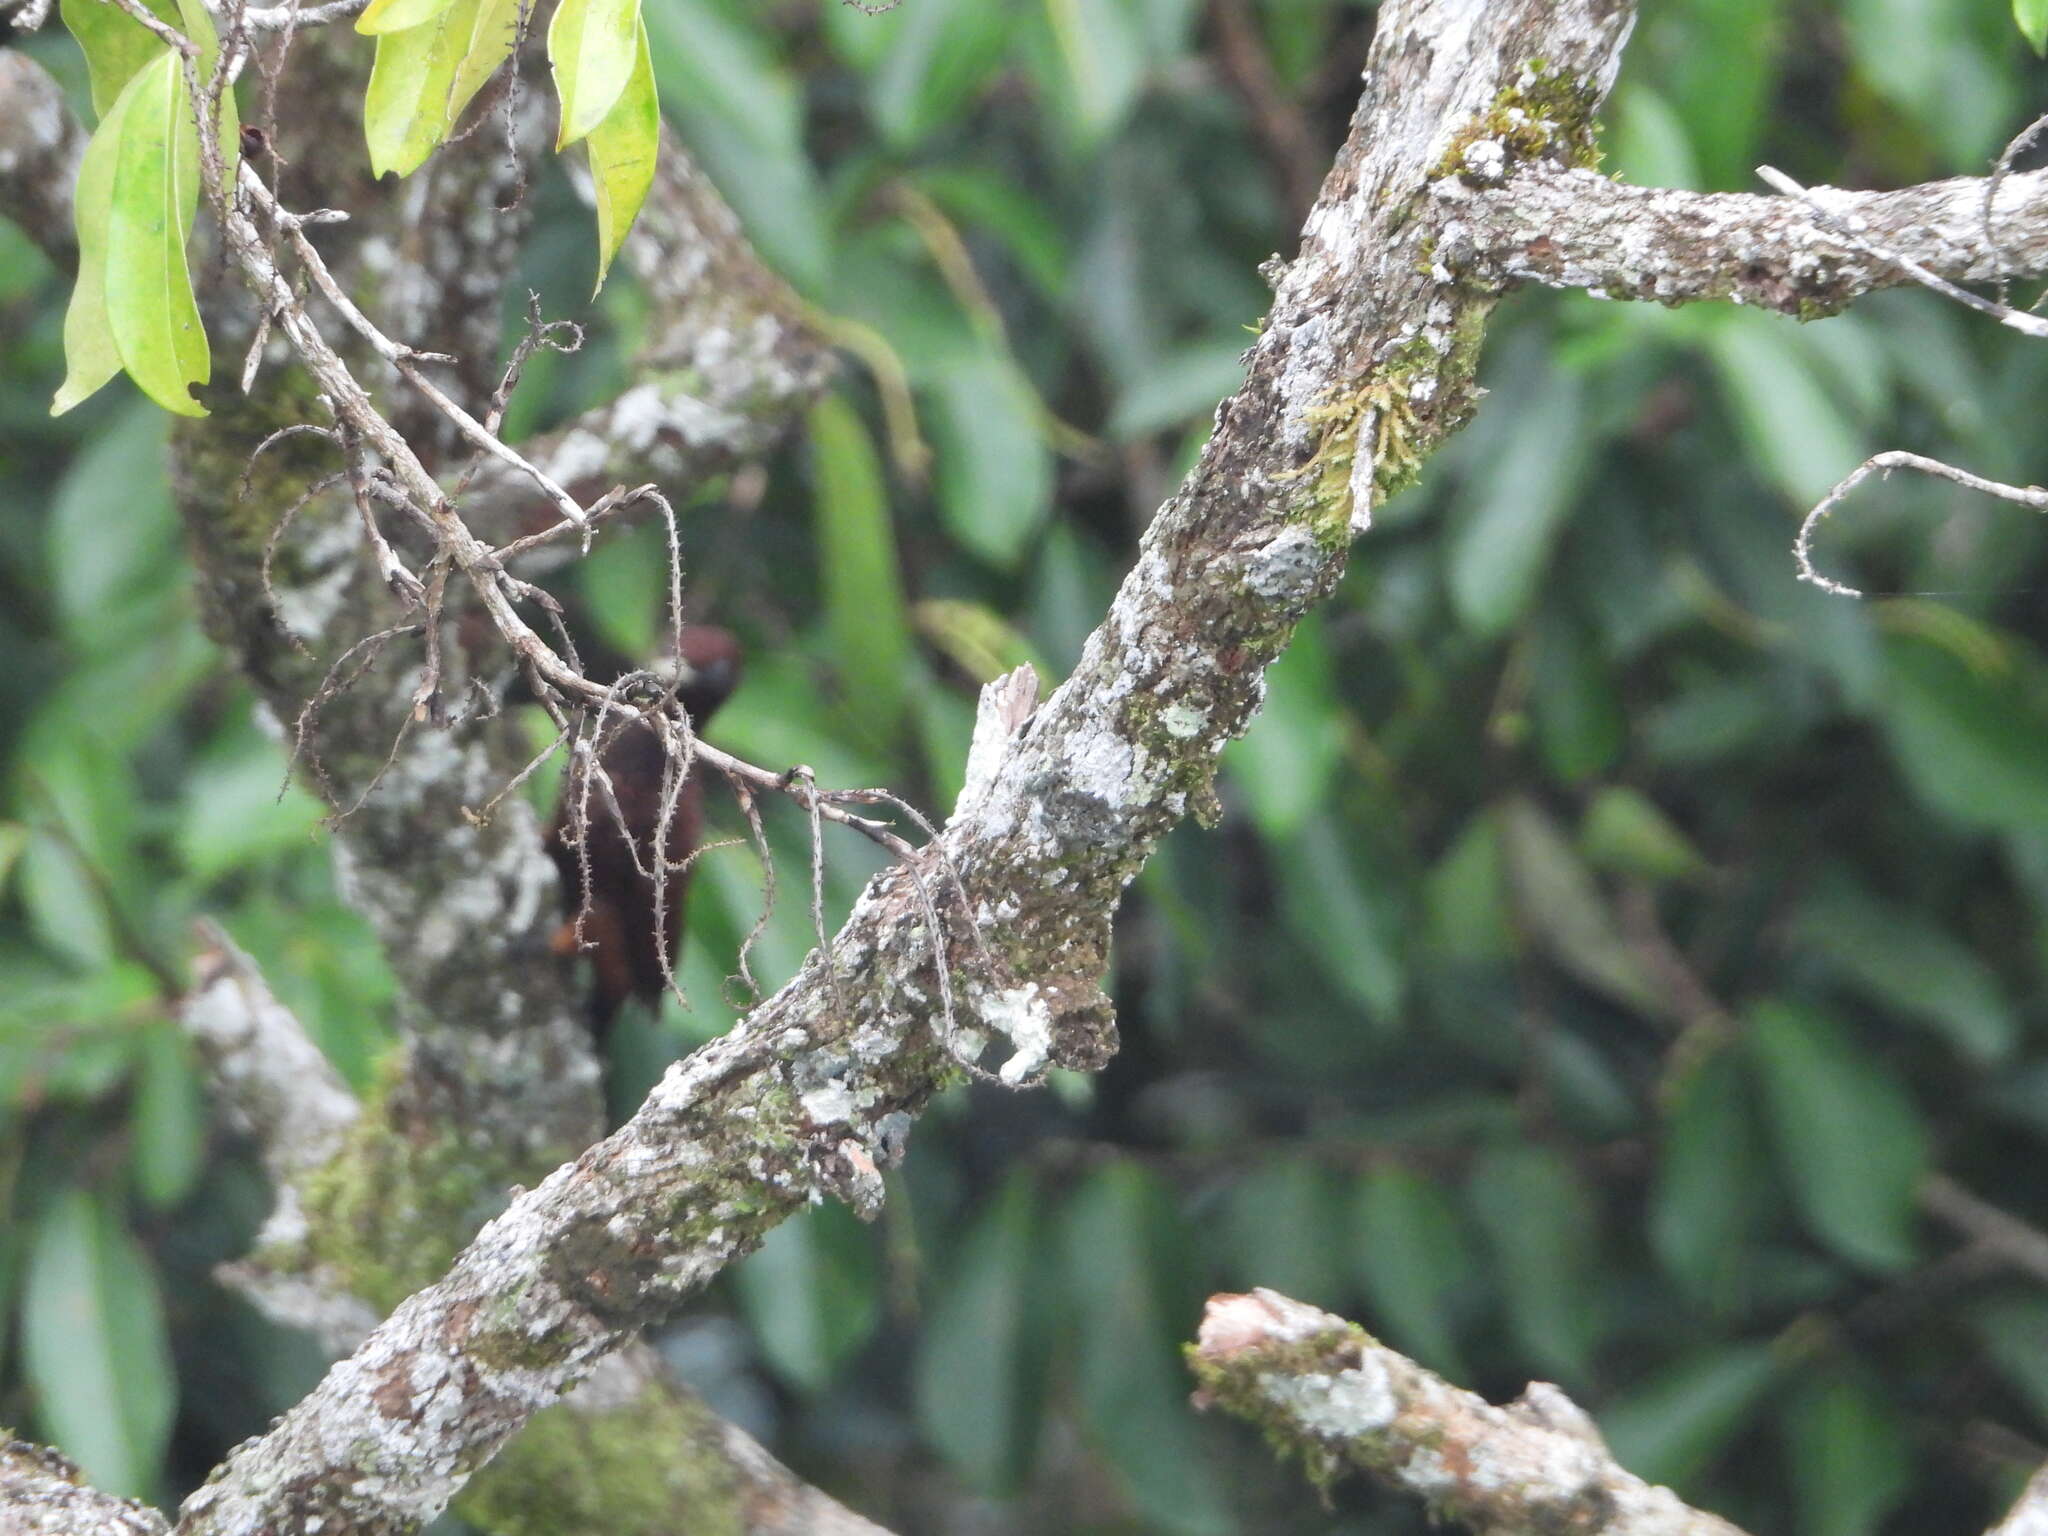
top-left (545, 626), bottom-right (743, 1037)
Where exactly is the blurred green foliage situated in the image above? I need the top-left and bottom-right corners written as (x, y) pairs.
top-left (5, 0), bottom-right (2048, 1531)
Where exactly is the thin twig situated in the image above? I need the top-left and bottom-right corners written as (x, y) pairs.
top-left (1794, 450), bottom-right (2048, 598)
top-left (1758, 165), bottom-right (2048, 340)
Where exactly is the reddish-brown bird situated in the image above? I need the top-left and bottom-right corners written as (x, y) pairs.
top-left (546, 626), bottom-right (743, 1037)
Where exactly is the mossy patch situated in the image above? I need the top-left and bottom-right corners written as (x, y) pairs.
top-left (1431, 61), bottom-right (1604, 184)
top-left (1279, 303), bottom-right (1492, 541)
top-left (453, 1387), bottom-right (744, 1536)
top-left (291, 1053), bottom-right (541, 1313)
top-left (1186, 1322), bottom-right (1376, 1498)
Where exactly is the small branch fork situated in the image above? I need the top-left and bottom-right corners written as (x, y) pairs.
top-left (1757, 143), bottom-right (2048, 601)
top-left (103, 21), bottom-right (956, 966)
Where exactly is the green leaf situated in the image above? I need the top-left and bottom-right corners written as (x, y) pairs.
top-left (1974, 1293), bottom-right (2048, 1433)
top-left (1579, 787), bottom-right (1707, 883)
top-left (56, 0), bottom-right (235, 417)
top-left (1746, 1000), bottom-right (1926, 1271)
top-left (1043, 0), bottom-right (1147, 146)
top-left (585, 15), bottom-right (658, 292)
top-left (53, 83), bottom-right (134, 416)
top-left (445, 0), bottom-right (522, 123)
top-left (1791, 875), bottom-right (2015, 1064)
top-left (1601, 1345), bottom-right (1779, 1490)
top-left (363, 0), bottom-right (491, 178)
top-left (1219, 1157), bottom-right (1343, 1306)
top-left (47, 402), bottom-right (177, 642)
top-left (914, 1173), bottom-right (1046, 1493)
top-left (1529, 608), bottom-right (1624, 783)
top-left (1447, 359), bottom-right (1588, 634)
top-left (549, 0), bottom-right (641, 148)
top-left (1467, 1142), bottom-right (1599, 1381)
top-left (355, 0), bottom-right (459, 35)
top-left (1423, 809), bottom-right (1514, 964)
top-left (1108, 338), bottom-right (1249, 440)
top-left (1879, 636), bottom-right (2048, 833)
top-left (913, 599), bottom-right (1044, 685)
top-left (18, 829), bottom-right (120, 970)
top-left (866, 0), bottom-right (1017, 149)
top-left (2020, 0), bottom-right (2048, 53)
top-left (175, 710), bottom-right (325, 880)
top-left (1499, 796), bottom-right (1668, 1021)
top-left (131, 1023), bottom-right (205, 1210)
top-left (1061, 1164), bottom-right (1231, 1536)
top-left (925, 352), bottom-right (1054, 569)
top-left (1780, 1371), bottom-right (1911, 1536)
top-left (732, 1203), bottom-right (879, 1395)
top-left (1704, 310), bottom-right (1862, 506)
top-left (639, 0), bottom-right (827, 289)
top-left (912, 168), bottom-right (1070, 299)
top-left (59, 0), bottom-right (179, 117)
top-left (1276, 812), bottom-right (1404, 1025)
top-left (1651, 1047), bottom-right (1768, 1308)
top-left (809, 393), bottom-right (912, 730)
top-left (105, 52), bottom-right (208, 417)
top-left (1352, 1166), bottom-right (1473, 1377)
top-left (1230, 614), bottom-right (1344, 839)
top-left (22, 1189), bottom-right (176, 1500)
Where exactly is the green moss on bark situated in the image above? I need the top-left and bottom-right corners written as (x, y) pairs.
top-left (453, 1388), bottom-right (745, 1536)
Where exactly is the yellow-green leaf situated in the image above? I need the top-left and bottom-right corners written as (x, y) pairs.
top-left (549, 0), bottom-right (641, 148)
top-left (585, 15), bottom-right (657, 292)
top-left (105, 52), bottom-right (209, 417)
top-left (53, 80), bottom-right (136, 415)
top-left (446, 0), bottom-right (523, 127)
top-left (362, 0), bottom-right (485, 177)
top-left (355, 0), bottom-right (459, 36)
top-left (60, 0), bottom-right (179, 118)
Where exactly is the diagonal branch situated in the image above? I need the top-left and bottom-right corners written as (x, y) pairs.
top-left (173, 920), bottom-right (901, 1535)
top-left (171, 3), bottom-right (1642, 1529)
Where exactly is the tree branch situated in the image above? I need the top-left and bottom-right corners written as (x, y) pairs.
top-left (1452, 164), bottom-right (2048, 315)
top-left (0, 51), bottom-right (86, 274)
top-left (170, 3), bottom-right (1641, 1529)
top-left (174, 922), bottom-right (897, 1533)
top-left (1, 1440), bottom-right (169, 1536)
top-left (1187, 1288), bottom-right (1750, 1536)
top-left (466, 124), bottom-right (835, 559)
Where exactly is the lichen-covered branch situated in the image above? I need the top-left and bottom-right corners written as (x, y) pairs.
top-left (170, 4), bottom-right (1640, 1530)
top-left (181, 920), bottom-right (361, 1184)
top-left (1452, 164), bottom-right (2048, 315)
top-left (0, 51), bottom-right (86, 273)
top-left (1187, 1289), bottom-right (1749, 1536)
top-left (173, 920), bottom-right (895, 1533)
top-left (466, 124), bottom-right (835, 558)
top-left (2, 1438), bottom-right (169, 1536)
